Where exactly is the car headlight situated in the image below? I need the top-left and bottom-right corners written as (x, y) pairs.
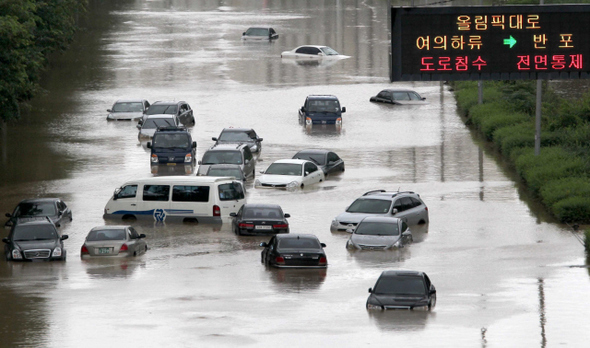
top-left (52, 247), bottom-right (62, 257)
top-left (11, 249), bottom-right (22, 260)
top-left (305, 117), bottom-right (312, 125)
top-left (151, 154), bottom-right (159, 163)
top-left (107, 114), bottom-right (114, 119)
top-left (366, 303), bottom-right (383, 310)
top-left (184, 154), bottom-right (192, 163)
top-left (254, 179), bottom-right (261, 187)
top-left (286, 181), bottom-right (299, 188)
top-left (336, 117), bottom-right (342, 125)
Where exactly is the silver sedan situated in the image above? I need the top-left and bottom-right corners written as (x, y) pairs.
top-left (81, 225), bottom-right (147, 258)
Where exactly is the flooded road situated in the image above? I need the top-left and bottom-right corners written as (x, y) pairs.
top-left (1, 1), bottom-right (590, 347)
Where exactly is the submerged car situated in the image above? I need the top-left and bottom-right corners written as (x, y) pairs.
top-left (366, 270), bottom-right (436, 310)
top-left (299, 95), bottom-right (346, 128)
top-left (331, 190), bottom-right (429, 232)
top-left (147, 127), bottom-right (196, 169)
top-left (292, 149), bottom-right (345, 175)
top-left (369, 89), bottom-right (426, 105)
top-left (3, 217), bottom-right (68, 261)
top-left (4, 198), bottom-right (72, 228)
top-left (346, 217), bottom-right (412, 250)
top-left (197, 144), bottom-right (256, 179)
top-left (204, 164), bottom-right (246, 182)
top-left (230, 203), bottom-right (290, 236)
top-left (137, 114), bottom-right (180, 140)
top-left (107, 99), bottom-right (150, 121)
top-left (281, 45), bottom-right (347, 59)
top-left (80, 225), bottom-right (147, 258)
top-left (242, 27), bottom-right (279, 40)
top-left (141, 100), bottom-right (195, 126)
top-left (260, 234), bottom-right (327, 268)
top-left (212, 128), bottom-right (263, 153)
top-left (255, 159), bottom-right (324, 190)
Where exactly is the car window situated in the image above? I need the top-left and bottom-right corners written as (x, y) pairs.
top-left (354, 221), bottom-right (400, 236)
top-left (202, 150), bottom-right (243, 165)
top-left (153, 133), bottom-right (190, 148)
top-left (219, 131), bottom-right (251, 142)
top-left (392, 92), bottom-right (411, 101)
top-left (146, 105), bottom-right (178, 115)
top-left (409, 197), bottom-right (422, 208)
top-left (401, 221), bottom-right (408, 232)
top-left (410, 92), bottom-right (422, 100)
top-left (278, 237), bottom-right (321, 249)
top-left (218, 182), bottom-right (245, 201)
top-left (129, 227), bottom-right (140, 239)
top-left (113, 102), bottom-right (144, 112)
top-left (243, 147), bottom-right (253, 161)
top-left (308, 99), bottom-right (340, 113)
top-left (245, 28), bottom-right (269, 36)
top-left (320, 46), bottom-right (339, 55)
top-left (393, 199), bottom-right (404, 212)
top-left (143, 185), bottom-right (170, 201)
top-left (13, 224), bottom-right (58, 241)
top-left (374, 276), bottom-right (426, 295)
top-left (142, 118), bottom-right (177, 129)
top-left (327, 152), bottom-right (339, 163)
top-left (401, 197), bottom-right (414, 211)
top-left (265, 163), bottom-right (302, 176)
top-left (172, 185), bottom-right (210, 202)
top-left (294, 152), bottom-right (326, 165)
top-left (15, 202), bottom-right (57, 217)
top-left (57, 201), bottom-right (67, 211)
top-left (243, 207), bottom-right (283, 219)
top-left (304, 162), bottom-right (318, 173)
top-left (347, 199), bottom-right (391, 214)
top-left (117, 185), bottom-right (137, 199)
top-left (87, 229), bottom-right (126, 241)
top-left (377, 91), bottom-right (388, 99)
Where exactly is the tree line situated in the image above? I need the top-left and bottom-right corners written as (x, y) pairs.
top-left (0, 0), bottom-right (87, 123)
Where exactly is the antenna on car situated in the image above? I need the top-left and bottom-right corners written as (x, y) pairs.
top-left (397, 187), bottom-right (401, 192)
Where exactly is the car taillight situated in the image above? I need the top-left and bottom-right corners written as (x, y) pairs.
top-left (424, 206), bottom-right (428, 211)
top-left (239, 223), bottom-right (254, 228)
top-left (319, 256), bottom-right (327, 264)
top-left (119, 244), bottom-right (128, 252)
top-left (275, 256), bottom-right (285, 264)
top-left (81, 245), bottom-right (89, 254)
top-left (273, 224), bottom-right (288, 229)
top-left (184, 154), bottom-right (192, 163)
top-left (213, 205), bottom-right (220, 217)
top-left (151, 154), bottom-right (158, 163)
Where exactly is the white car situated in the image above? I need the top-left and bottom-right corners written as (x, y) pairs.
top-left (255, 159), bottom-right (324, 190)
top-left (136, 114), bottom-right (180, 140)
top-left (107, 99), bottom-right (150, 121)
top-left (280, 45), bottom-right (348, 60)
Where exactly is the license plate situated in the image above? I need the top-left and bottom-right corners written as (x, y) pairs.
top-left (98, 247), bottom-right (111, 254)
top-left (167, 163), bottom-right (176, 166)
top-left (321, 120), bottom-right (327, 124)
top-left (255, 225), bottom-right (272, 230)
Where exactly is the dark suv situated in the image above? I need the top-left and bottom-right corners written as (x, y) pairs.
top-left (299, 95), bottom-right (346, 127)
top-left (4, 198), bottom-right (72, 228)
top-left (147, 127), bottom-right (197, 174)
top-left (212, 128), bottom-right (263, 153)
top-left (197, 144), bottom-right (255, 179)
top-left (3, 217), bottom-right (69, 261)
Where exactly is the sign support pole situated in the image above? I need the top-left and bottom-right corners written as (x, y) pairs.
top-left (535, 79), bottom-right (542, 156)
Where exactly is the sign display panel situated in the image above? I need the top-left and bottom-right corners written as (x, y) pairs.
top-left (390, 5), bottom-right (590, 81)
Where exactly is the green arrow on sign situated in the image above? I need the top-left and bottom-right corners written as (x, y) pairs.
top-left (503, 35), bottom-right (517, 48)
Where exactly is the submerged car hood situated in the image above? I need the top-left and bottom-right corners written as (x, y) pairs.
top-left (259, 174), bottom-right (301, 185)
top-left (335, 212), bottom-right (376, 224)
top-left (14, 240), bottom-right (59, 250)
top-left (369, 293), bottom-right (428, 308)
top-left (350, 234), bottom-right (400, 246)
top-left (108, 111), bottom-right (143, 119)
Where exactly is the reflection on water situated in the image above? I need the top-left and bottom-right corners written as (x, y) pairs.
top-left (367, 309), bottom-right (432, 332)
top-left (82, 258), bottom-right (145, 279)
top-left (266, 268), bottom-right (327, 293)
top-left (348, 247), bottom-right (412, 267)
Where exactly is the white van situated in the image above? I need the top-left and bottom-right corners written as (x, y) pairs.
top-left (103, 176), bottom-right (246, 223)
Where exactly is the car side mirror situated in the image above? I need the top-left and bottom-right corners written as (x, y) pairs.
top-left (304, 171), bottom-right (309, 176)
top-left (2, 238), bottom-right (9, 243)
top-left (107, 109), bottom-right (112, 112)
top-left (192, 141), bottom-right (197, 148)
top-left (61, 235), bottom-right (69, 240)
top-left (402, 231), bottom-right (411, 237)
top-left (242, 32), bottom-right (246, 36)
top-left (368, 288), bottom-right (373, 293)
top-left (392, 208), bottom-right (398, 215)
top-left (422, 97), bottom-right (426, 100)
top-left (321, 243), bottom-right (326, 248)
top-left (317, 52), bottom-right (324, 56)
top-left (146, 142), bottom-right (151, 148)
top-left (284, 213), bottom-right (290, 218)
top-left (341, 106), bottom-right (346, 113)
top-left (259, 242), bottom-right (268, 247)
top-left (258, 138), bottom-right (263, 142)
top-left (212, 137), bottom-right (217, 141)
top-left (136, 124), bottom-right (141, 130)
top-left (198, 160), bottom-right (202, 165)
top-left (300, 107), bottom-right (305, 112)
top-left (5, 213), bottom-right (11, 218)
top-left (139, 234), bottom-right (146, 239)
top-left (230, 212), bottom-right (237, 217)
top-left (430, 289), bottom-right (436, 295)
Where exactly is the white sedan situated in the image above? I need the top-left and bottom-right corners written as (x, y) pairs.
top-left (255, 159), bottom-right (325, 190)
top-left (281, 45), bottom-right (349, 60)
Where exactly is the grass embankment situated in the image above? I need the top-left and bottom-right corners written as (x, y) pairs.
top-left (453, 81), bottom-right (590, 224)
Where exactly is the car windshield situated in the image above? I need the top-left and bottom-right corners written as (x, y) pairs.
top-left (146, 104), bottom-right (178, 115)
top-left (15, 202), bottom-right (57, 217)
top-left (243, 207), bottom-right (282, 219)
top-left (202, 151), bottom-right (242, 165)
top-left (373, 276), bottom-right (426, 295)
top-left (13, 225), bottom-right (58, 241)
top-left (207, 168), bottom-right (242, 179)
top-left (346, 199), bottom-right (391, 214)
top-left (320, 46), bottom-right (339, 55)
top-left (308, 99), bottom-right (340, 113)
top-left (142, 118), bottom-right (176, 129)
top-left (294, 153), bottom-right (325, 165)
top-left (265, 163), bottom-right (302, 176)
top-left (245, 28), bottom-right (269, 36)
top-left (86, 229), bottom-right (126, 241)
top-left (354, 221), bottom-right (399, 236)
top-left (278, 238), bottom-right (321, 250)
top-left (113, 102), bottom-right (143, 112)
top-left (218, 131), bottom-right (253, 142)
top-left (152, 134), bottom-right (190, 148)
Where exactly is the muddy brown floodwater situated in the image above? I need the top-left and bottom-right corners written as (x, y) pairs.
top-left (1, 1), bottom-right (589, 347)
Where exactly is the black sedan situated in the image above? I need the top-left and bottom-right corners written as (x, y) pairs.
top-left (231, 204), bottom-right (289, 235)
top-left (292, 149), bottom-right (345, 175)
top-left (369, 89), bottom-right (426, 105)
top-left (5, 198), bottom-right (72, 228)
top-left (366, 270), bottom-right (436, 310)
top-left (3, 218), bottom-right (68, 261)
top-left (260, 234), bottom-right (327, 268)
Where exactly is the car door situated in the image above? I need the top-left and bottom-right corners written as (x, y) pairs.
top-left (138, 184), bottom-right (171, 221)
top-left (303, 162), bottom-right (323, 185)
top-left (242, 147), bottom-right (255, 178)
top-left (57, 200), bottom-right (71, 223)
top-left (128, 227), bottom-right (145, 255)
top-left (326, 152), bottom-right (341, 174)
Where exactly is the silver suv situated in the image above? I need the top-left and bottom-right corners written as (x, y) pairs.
top-left (197, 144), bottom-right (255, 179)
top-left (330, 190), bottom-right (429, 232)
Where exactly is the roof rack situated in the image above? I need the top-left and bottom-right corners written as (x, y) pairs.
top-left (363, 189), bottom-right (417, 198)
top-left (363, 189), bottom-right (386, 196)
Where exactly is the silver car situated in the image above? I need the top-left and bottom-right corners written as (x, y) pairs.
top-left (331, 190), bottom-right (429, 232)
top-left (346, 216), bottom-right (412, 250)
top-left (107, 99), bottom-right (150, 121)
top-left (80, 226), bottom-right (147, 259)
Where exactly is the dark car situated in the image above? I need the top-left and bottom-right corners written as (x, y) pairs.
top-left (230, 203), bottom-right (290, 236)
top-left (369, 89), bottom-right (426, 105)
top-left (366, 270), bottom-right (436, 310)
top-left (141, 100), bottom-right (195, 126)
top-left (212, 128), bottom-right (263, 153)
top-left (147, 127), bottom-right (197, 172)
top-left (292, 149), bottom-right (345, 175)
top-left (299, 95), bottom-right (346, 127)
top-left (242, 27), bottom-right (279, 40)
top-left (3, 217), bottom-right (68, 261)
top-left (260, 234), bottom-right (327, 268)
top-left (197, 144), bottom-right (256, 179)
top-left (5, 198), bottom-right (72, 228)
top-left (204, 164), bottom-right (246, 183)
